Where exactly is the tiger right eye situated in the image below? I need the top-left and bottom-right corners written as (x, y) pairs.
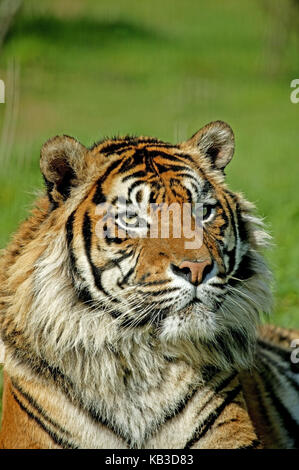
top-left (123, 215), bottom-right (138, 225)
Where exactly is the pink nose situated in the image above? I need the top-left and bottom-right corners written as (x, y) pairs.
top-left (179, 259), bottom-right (212, 285)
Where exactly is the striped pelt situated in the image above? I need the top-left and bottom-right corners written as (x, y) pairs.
top-left (0, 121), bottom-right (298, 448)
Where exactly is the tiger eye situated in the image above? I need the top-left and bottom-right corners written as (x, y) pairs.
top-left (122, 214), bottom-right (139, 226)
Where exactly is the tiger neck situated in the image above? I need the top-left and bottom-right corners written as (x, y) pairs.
top-left (55, 339), bottom-right (207, 448)
top-left (6, 342), bottom-right (228, 448)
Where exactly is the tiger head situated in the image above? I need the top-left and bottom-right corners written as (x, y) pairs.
top-left (37, 120), bottom-right (272, 370)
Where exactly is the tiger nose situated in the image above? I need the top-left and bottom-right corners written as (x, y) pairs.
top-left (176, 259), bottom-right (213, 285)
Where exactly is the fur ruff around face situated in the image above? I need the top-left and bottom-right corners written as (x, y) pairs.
top-left (0, 121), bottom-right (274, 448)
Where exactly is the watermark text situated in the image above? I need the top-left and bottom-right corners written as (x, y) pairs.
top-left (290, 79), bottom-right (299, 104)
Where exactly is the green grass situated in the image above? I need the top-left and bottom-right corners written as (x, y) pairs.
top-left (0, 0), bottom-right (298, 415)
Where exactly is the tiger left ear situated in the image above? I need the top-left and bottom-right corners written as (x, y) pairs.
top-left (40, 135), bottom-right (88, 203)
top-left (181, 121), bottom-right (235, 170)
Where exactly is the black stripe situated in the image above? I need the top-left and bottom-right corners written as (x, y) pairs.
top-left (169, 177), bottom-right (183, 186)
top-left (214, 371), bottom-right (238, 394)
top-left (236, 439), bottom-right (261, 449)
top-left (168, 188), bottom-right (184, 200)
top-left (259, 359), bottom-right (299, 448)
top-left (11, 389), bottom-right (77, 449)
top-left (161, 384), bottom-right (200, 425)
top-left (169, 152), bottom-right (195, 163)
top-left (117, 250), bottom-right (141, 288)
top-left (252, 372), bottom-right (275, 432)
top-left (236, 203), bottom-right (249, 243)
top-left (92, 158), bottom-right (125, 204)
top-left (43, 176), bottom-right (59, 209)
top-left (118, 312), bottom-right (156, 328)
top-left (57, 167), bottom-right (76, 200)
top-left (128, 180), bottom-right (145, 199)
top-left (104, 227), bottom-right (125, 245)
top-left (138, 140), bottom-right (175, 147)
top-left (66, 210), bottom-right (77, 274)
top-left (83, 211), bottom-right (115, 300)
top-left (174, 172), bottom-right (201, 183)
top-left (11, 379), bottom-right (71, 437)
top-left (229, 253), bottom-right (255, 285)
top-left (143, 141), bottom-right (177, 147)
top-left (190, 372), bottom-right (238, 423)
top-left (222, 193), bottom-right (238, 276)
top-left (8, 344), bottom-right (129, 448)
top-left (85, 404), bottom-right (136, 448)
top-left (258, 339), bottom-right (297, 367)
top-left (9, 343), bottom-right (73, 392)
top-left (147, 287), bottom-right (180, 297)
top-left (102, 251), bottom-right (135, 271)
top-left (215, 417), bottom-right (238, 429)
top-left (145, 150), bottom-right (190, 163)
top-left (216, 205), bottom-right (230, 238)
top-left (145, 149), bottom-right (194, 164)
top-left (76, 286), bottom-right (96, 305)
top-left (153, 162), bottom-right (190, 174)
top-left (141, 298), bottom-right (175, 306)
top-left (66, 211), bottom-right (97, 305)
top-left (161, 371), bottom-right (237, 438)
top-left (118, 267), bottom-right (134, 287)
top-left (184, 384), bottom-right (242, 448)
top-left (100, 142), bottom-right (133, 154)
top-left (173, 152), bottom-right (199, 163)
top-left (201, 180), bottom-right (214, 197)
top-left (140, 381), bottom-right (202, 444)
top-left (140, 280), bottom-right (170, 286)
top-left (208, 282), bottom-right (226, 289)
top-left (189, 181), bottom-right (201, 200)
top-left (122, 170), bottom-right (147, 182)
top-left (258, 348), bottom-right (299, 391)
top-left (228, 328), bottom-right (254, 357)
top-left (93, 183), bottom-right (107, 205)
top-left (207, 333), bottom-right (235, 364)
top-left (118, 153), bottom-right (144, 173)
top-left (95, 138), bottom-right (177, 154)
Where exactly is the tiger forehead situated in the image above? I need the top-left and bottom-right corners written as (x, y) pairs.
top-left (91, 144), bottom-right (206, 202)
top-left (91, 139), bottom-right (202, 184)
top-left (91, 135), bottom-right (180, 156)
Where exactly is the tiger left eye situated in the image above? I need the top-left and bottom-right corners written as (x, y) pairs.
top-left (119, 213), bottom-right (139, 227)
top-left (202, 205), bottom-right (213, 221)
top-left (124, 215), bottom-right (137, 224)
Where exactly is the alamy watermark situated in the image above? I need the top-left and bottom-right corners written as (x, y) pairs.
top-left (94, 201), bottom-right (205, 250)
top-left (0, 79), bottom-right (4, 103)
top-left (290, 79), bottom-right (299, 104)
top-left (290, 339), bottom-right (299, 364)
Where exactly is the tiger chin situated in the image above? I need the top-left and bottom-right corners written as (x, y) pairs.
top-left (0, 121), bottom-right (298, 449)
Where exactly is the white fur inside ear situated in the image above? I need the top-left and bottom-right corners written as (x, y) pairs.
top-left (0, 337), bottom-right (5, 364)
top-left (184, 121), bottom-right (235, 170)
top-left (40, 135), bottom-right (88, 202)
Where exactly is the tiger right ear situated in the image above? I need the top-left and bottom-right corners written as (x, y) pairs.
top-left (40, 135), bottom-right (88, 203)
top-left (181, 121), bottom-right (235, 171)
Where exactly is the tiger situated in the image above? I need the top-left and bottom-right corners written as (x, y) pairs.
top-left (0, 120), bottom-right (298, 449)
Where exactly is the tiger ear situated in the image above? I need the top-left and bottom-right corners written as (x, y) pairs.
top-left (181, 121), bottom-right (235, 170)
top-left (40, 135), bottom-right (88, 203)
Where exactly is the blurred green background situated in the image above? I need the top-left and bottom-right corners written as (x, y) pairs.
top-left (0, 0), bottom-right (298, 415)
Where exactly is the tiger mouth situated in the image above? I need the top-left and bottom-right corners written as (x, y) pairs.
top-left (191, 298), bottom-right (202, 304)
top-left (182, 295), bottom-right (222, 315)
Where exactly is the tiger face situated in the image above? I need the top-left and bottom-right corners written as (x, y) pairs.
top-left (40, 121), bottom-right (271, 366)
